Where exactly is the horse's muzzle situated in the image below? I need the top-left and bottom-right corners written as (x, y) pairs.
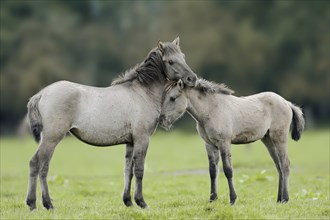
top-left (184, 75), bottom-right (197, 87)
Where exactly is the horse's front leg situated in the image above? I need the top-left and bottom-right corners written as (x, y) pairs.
top-left (219, 141), bottom-right (237, 205)
top-left (122, 143), bottom-right (134, 207)
top-left (132, 137), bottom-right (149, 209)
top-left (205, 143), bottom-right (220, 202)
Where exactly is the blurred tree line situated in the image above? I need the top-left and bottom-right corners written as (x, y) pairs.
top-left (0, 0), bottom-right (329, 133)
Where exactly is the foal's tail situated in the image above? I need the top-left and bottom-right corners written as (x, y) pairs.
top-left (27, 94), bottom-right (43, 143)
top-left (289, 102), bottom-right (305, 141)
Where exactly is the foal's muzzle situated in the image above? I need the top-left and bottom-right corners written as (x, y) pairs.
top-left (158, 115), bottom-right (171, 130)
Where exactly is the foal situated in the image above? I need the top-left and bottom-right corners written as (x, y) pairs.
top-left (160, 79), bottom-right (304, 204)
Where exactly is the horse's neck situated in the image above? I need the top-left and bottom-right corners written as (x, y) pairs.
top-left (138, 80), bottom-right (166, 113)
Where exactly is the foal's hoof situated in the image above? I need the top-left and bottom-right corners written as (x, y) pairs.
top-left (26, 199), bottom-right (37, 211)
top-left (209, 193), bottom-right (218, 202)
top-left (135, 198), bottom-right (148, 209)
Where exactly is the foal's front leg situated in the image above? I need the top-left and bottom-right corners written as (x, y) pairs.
top-left (219, 141), bottom-right (237, 205)
top-left (122, 143), bottom-right (134, 207)
top-left (205, 143), bottom-right (220, 202)
top-left (132, 137), bottom-right (149, 209)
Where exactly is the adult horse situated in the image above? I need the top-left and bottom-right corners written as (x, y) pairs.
top-left (25, 37), bottom-right (197, 210)
top-left (160, 79), bottom-right (304, 205)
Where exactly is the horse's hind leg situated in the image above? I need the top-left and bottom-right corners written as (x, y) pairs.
top-left (262, 133), bottom-right (290, 203)
top-left (26, 153), bottom-right (39, 210)
top-left (205, 143), bottom-right (220, 202)
top-left (122, 143), bottom-right (134, 207)
top-left (132, 136), bottom-right (149, 209)
top-left (26, 128), bottom-right (66, 210)
top-left (38, 139), bottom-right (59, 209)
top-left (26, 139), bottom-right (59, 210)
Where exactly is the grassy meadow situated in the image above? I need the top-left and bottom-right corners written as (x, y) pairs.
top-left (0, 129), bottom-right (329, 219)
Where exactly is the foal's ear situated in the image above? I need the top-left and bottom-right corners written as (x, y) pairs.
top-left (158, 40), bottom-right (165, 53)
top-left (177, 79), bottom-right (184, 90)
top-left (173, 37), bottom-right (180, 46)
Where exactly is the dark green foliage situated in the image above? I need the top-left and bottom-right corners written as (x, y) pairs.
top-left (0, 1), bottom-right (328, 133)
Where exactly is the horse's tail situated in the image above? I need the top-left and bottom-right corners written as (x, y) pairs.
top-left (289, 102), bottom-right (305, 141)
top-left (27, 94), bottom-right (43, 143)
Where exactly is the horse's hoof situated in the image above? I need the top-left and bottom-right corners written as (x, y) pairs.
top-left (135, 198), bottom-right (148, 209)
top-left (29, 206), bottom-right (37, 211)
top-left (43, 201), bottom-right (54, 210)
top-left (123, 199), bottom-right (133, 207)
top-left (277, 198), bottom-right (289, 204)
top-left (230, 194), bottom-right (237, 205)
top-left (209, 193), bottom-right (218, 202)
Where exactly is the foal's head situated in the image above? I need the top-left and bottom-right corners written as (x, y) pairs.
top-left (159, 79), bottom-right (188, 130)
top-left (159, 78), bottom-right (234, 130)
top-left (158, 37), bottom-right (197, 87)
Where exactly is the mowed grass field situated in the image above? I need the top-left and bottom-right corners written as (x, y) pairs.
top-left (1, 129), bottom-right (329, 219)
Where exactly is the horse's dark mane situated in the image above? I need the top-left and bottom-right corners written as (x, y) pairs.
top-left (111, 43), bottom-right (183, 86)
top-left (111, 48), bottom-right (165, 86)
top-left (196, 79), bottom-right (234, 95)
top-left (165, 80), bottom-right (178, 93)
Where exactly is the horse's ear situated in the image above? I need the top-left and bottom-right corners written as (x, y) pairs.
top-left (173, 37), bottom-right (180, 46)
top-left (177, 79), bottom-right (184, 90)
top-left (158, 40), bottom-right (165, 53)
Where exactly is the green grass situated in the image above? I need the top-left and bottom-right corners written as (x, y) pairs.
top-left (1, 129), bottom-right (329, 219)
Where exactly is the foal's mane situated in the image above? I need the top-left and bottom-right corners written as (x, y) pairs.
top-left (196, 79), bottom-right (234, 95)
top-left (111, 43), bottom-right (181, 86)
top-left (165, 79), bottom-right (234, 95)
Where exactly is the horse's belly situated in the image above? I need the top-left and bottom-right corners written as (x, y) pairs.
top-left (70, 123), bottom-right (132, 146)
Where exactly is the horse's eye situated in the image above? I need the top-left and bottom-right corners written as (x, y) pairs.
top-left (170, 97), bottom-right (176, 102)
top-left (168, 60), bottom-right (174, 65)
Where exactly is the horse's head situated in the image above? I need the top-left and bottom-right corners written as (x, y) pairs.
top-left (159, 79), bottom-right (188, 130)
top-left (158, 37), bottom-right (197, 87)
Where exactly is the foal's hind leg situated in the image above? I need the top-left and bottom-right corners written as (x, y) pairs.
top-left (262, 133), bottom-right (290, 203)
top-left (205, 143), bottom-right (220, 202)
top-left (122, 143), bottom-right (134, 207)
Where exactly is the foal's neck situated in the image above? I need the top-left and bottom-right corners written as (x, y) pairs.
top-left (186, 89), bottom-right (214, 124)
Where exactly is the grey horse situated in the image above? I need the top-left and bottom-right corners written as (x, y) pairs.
top-left (25, 38), bottom-right (197, 210)
top-left (160, 79), bottom-right (305, 205)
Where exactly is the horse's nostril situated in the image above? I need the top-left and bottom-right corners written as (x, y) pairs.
top-left (187, 77), bottom-right (192, 82)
